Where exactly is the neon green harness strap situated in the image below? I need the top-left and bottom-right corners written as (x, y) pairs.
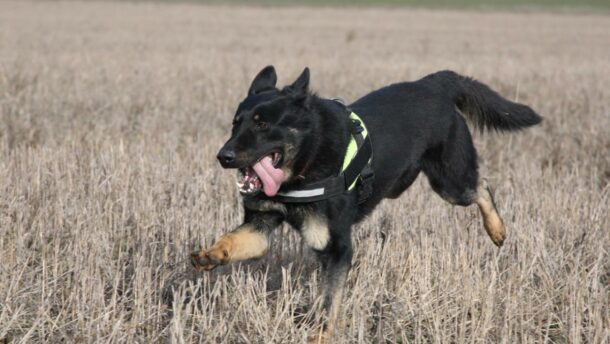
top-left (342, 112), bottom-right (369, 191)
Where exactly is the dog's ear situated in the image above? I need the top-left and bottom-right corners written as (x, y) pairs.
top-left (248, 65), bottom-right (277, 96)
top-left (288, 67), bottom-right (310, 100)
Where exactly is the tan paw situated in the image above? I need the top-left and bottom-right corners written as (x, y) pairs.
top-left (190, 246), bottom-right (229, 271)
top-left (484, 215), bottom-right (506, 247)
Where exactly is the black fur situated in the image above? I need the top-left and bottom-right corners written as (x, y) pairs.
top-left (213, 66), bottom-right (541, 326)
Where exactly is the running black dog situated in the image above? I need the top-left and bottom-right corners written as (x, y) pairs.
top-left (191, 66), bottom-right (541, 342)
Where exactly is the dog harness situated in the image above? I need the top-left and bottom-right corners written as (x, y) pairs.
top-left (270, 103), bottom-right (374, 204)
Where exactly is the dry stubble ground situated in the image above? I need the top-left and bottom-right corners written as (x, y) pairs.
top-left (0, 1), bottom-right (609, 343)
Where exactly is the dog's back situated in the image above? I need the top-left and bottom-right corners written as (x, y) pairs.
top-left (349, 71), bottom-right (541, 220)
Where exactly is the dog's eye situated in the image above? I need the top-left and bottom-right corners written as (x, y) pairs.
top-left (253, 114), bottom-right (267, 130)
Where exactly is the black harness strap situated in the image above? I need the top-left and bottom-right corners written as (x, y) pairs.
top-left (343, 135), bottom-right (372, 190)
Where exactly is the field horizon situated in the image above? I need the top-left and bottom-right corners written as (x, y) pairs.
top-left (1, 1), bottom-right (609, 343)
top-left (140, 0), bottom-right (610, 11)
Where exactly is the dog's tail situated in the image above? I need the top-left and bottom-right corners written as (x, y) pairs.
top-left (423, 70), bottom-right (542, 132)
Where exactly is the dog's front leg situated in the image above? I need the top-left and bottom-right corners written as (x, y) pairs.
top-left (190, 211), bottom-right (283, 271)
top-left (309, 228), bottom-right (353, 344)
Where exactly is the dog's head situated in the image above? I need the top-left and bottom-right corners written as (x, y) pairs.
top-left (217, 66), bottom-right (314, 197)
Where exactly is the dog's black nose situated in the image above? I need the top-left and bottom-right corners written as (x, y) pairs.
top-left (217, 149), bottom-right (236, 166)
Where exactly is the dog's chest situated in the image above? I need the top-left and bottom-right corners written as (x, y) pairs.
top-left (297, 212), bottom-right (329, 250)
top-left (245, 199), bottom-right (330, 251)
top-left (283, 206), bottom-right (329, 251)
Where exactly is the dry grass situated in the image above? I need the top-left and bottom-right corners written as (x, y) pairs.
top-left (1, 1), bottom-right (609, 343)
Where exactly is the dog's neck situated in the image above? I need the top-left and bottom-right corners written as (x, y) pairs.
top-left (290, 96), bottom-right (351, 186)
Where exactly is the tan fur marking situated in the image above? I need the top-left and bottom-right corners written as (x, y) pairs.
top-left (244, 199), bottom-right (287, 215)
top-left (308, 279), bottom-right (345, 343)
top-left (191, 224), bottom-right (268, 270)
top-left (219, 225), bottom-right (269, 261)
top-left (281, 168), bottom-right (293, 182)
top-left (326, 284), bottom-right (344, 337)
top-left (301, 214), bottom-right (330, 250)
top-left (476, 183), bottom-right (506, 247)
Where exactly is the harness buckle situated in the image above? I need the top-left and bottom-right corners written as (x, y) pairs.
top-left (351, 119), bottom-right (364, 134)
top-left (357, 166), bottom-right (374, 204)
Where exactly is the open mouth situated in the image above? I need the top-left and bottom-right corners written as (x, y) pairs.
top-left (237, 152), bottom-right (284, 196)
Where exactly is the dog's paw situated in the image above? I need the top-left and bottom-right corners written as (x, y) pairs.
top-left (190, 246), bottom-right (229, 271)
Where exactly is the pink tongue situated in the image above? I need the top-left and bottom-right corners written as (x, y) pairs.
top-left (252, 156), bottom-right (284, 197)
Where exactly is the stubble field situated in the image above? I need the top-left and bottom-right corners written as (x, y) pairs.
top-left (1, 1), bottom-right (609, 343)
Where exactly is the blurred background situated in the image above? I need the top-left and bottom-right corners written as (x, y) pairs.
top-left (1, 1), bottom-right (608, 343)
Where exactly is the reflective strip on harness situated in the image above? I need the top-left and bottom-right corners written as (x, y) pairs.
top-left (276, 188), bottom-right (325, 198)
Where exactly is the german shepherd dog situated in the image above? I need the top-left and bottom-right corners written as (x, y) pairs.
top-left (191, 66), bottom-right (541, 342)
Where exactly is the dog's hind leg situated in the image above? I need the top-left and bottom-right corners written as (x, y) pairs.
top-left (386, 165), bottom-right (421, 199)
top-left (422, 116), bottom-right (505, 246)
top-left (421, 127), bottom-right (479, 207)
top-left (424, 162), bottom-right (506, 246)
